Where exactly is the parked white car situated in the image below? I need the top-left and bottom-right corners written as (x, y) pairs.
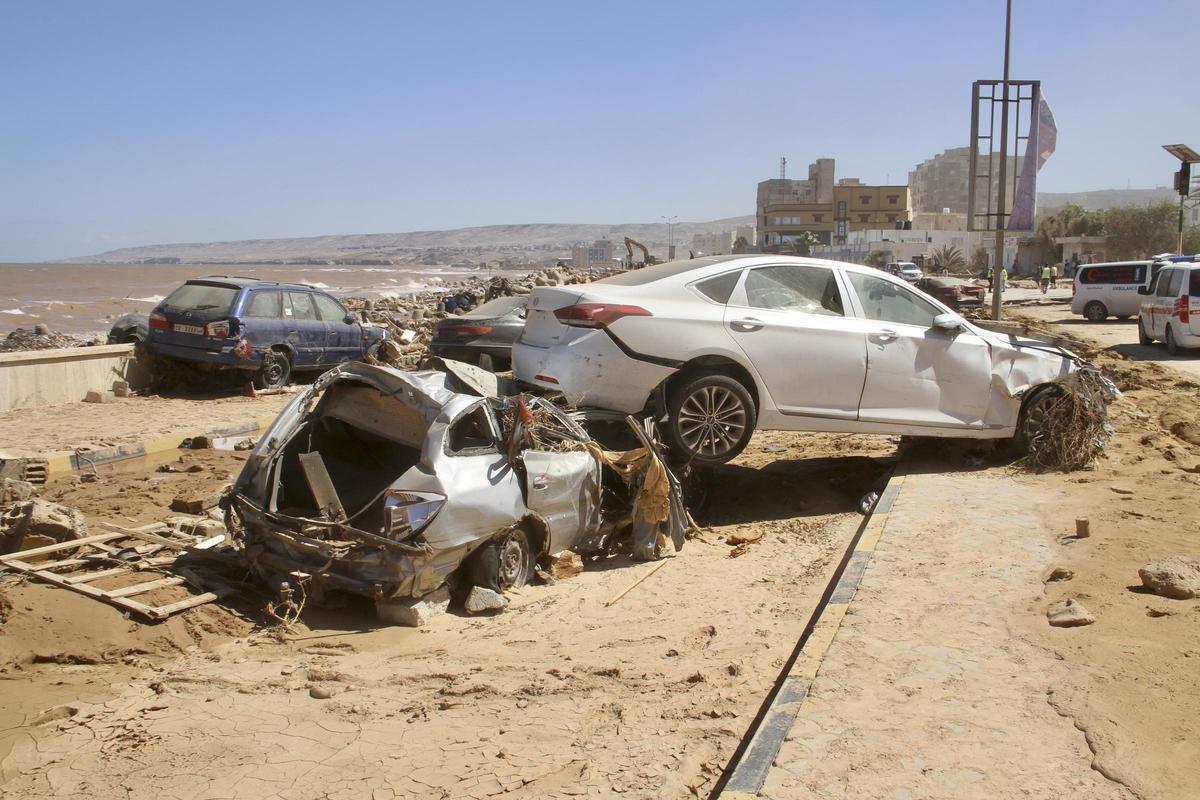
top-left (1137, 263), bottom-right (1200, 354)
top-left (514, 255), bottom-right (1092, 464)
top-left (886, 261), bottom-right (923, 282)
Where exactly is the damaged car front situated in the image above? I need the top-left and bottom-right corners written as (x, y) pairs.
top-left (225, 361), bottom-right (686, 621)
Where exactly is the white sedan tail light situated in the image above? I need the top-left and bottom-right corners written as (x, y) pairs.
top-left (554, 303), bottom-right (652, 329)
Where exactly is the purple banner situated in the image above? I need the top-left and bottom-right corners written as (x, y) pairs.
top-left (1009, 95), bottom-right (1057, 231)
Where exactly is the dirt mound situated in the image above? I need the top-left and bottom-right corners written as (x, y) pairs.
top-left (1160, 408), bottom-right (1200, 447)
top-left (0, 579), bottom-right (252, 669)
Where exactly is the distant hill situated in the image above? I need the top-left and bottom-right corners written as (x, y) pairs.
top-left (1037, 187), bottom-right (1177, 211)
top-left (59, 216), bottom-right (757, 265)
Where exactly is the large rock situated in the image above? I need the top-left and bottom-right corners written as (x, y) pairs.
top-left (1046, 598), bottom-right (1095, 627)
top-left (1, 499), bottom-right (86, 555)
top-left (546, 550), bottom-right (583, 580)
top-left (463, 586), bottom-right (509, 615)
top-left (1, 477), bottom-right (36, 505)
top-left (1138, 556), bottom-right (1200, 600)
top-left (376, 585), bottom-right (451, 627)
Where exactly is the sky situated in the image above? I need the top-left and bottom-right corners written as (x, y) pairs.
top-left (1, 0), bottom-right (1197, 261)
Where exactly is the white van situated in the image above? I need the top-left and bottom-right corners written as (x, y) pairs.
top-left (1070, 260), bottom-right (1154, 321)
top-left (1137, 263), bottom-right (1200, 353)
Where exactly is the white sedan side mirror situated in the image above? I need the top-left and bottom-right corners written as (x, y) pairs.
top-left (932, 313), bottom-right (964, 333)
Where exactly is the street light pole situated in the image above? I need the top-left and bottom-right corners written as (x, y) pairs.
top-left (991, 0), bottom-right (1013, 321)
top-left (661, 215), bottom-right (678, 261)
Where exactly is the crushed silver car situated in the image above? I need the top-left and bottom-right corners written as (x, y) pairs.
top-left (225, 361), bottom-right (688, 622)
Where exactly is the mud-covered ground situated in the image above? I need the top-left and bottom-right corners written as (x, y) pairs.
top-left (0, 431), bottom-right (895, 798)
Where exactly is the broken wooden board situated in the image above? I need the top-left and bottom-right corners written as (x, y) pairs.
top-left (0, 522), bottom-right (238, 620)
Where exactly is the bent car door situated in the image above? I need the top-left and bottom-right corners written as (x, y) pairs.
top-left (845, 272), bottom-right (993, 428)
top-left (520, 450), bottom-right (601, 554)
top-left (723, 263), bottom-right (867, 419)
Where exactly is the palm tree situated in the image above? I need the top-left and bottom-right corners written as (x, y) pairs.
top-left (930, 244), bottom-right (966, 273)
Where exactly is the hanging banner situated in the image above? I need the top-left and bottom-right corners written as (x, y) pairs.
top-left (1009, 94), bottom-right (1058, 230)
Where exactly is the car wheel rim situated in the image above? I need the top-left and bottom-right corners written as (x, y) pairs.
top-left (678, 386), bottom-right (747, 458)
top-left (497, 533), bottom-right (527, 589)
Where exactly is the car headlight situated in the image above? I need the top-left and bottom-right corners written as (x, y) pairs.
top-left (383, 491), bottom-right (445, 538)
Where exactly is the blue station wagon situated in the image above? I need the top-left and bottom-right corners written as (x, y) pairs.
top-left (145, 277), bottom-right (387, 389)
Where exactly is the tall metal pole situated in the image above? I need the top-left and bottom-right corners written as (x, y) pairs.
top-left (1179, 194), bottom-right (1186, 254)
top-left (991, 0), bottom-right (1013, 320)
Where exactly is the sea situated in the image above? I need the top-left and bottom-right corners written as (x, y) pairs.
top-left (0, 262), bottom-right (481, 337)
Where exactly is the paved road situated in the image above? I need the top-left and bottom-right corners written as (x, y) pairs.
top-left (1010, 298), bottom-right (1200, 381)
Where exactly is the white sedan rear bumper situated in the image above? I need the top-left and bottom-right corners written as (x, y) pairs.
top-left (512, 330), bottom-right (674, 414)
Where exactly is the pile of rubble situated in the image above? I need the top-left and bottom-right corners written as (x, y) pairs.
top-left (0, 325), bottom-right (94, 353)
top-left (343, 265), bottom-right (615, 369)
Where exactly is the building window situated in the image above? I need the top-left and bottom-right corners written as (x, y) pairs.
top-left (837, 201), bottom-right (847, 216)
top-left (772, 217), bottom-right (780, 225)
top-left (813, 214), bottom-right (823, 222)
top-left (860, 195), bottom-right (871, 205)
top-left (887, 195), bottom-right (898, 205)
top-left (859, 214), bottom-right (869, 223)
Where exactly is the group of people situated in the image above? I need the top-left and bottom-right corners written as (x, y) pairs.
top-left (1038, 263), bottom-right (1062, 293)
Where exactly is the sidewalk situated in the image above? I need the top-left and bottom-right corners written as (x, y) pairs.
top-left (751, 467), bottom-right (1135, 799)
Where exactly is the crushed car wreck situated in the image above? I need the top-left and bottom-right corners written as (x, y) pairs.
top-left (224, 360), bottom-right (690, 624)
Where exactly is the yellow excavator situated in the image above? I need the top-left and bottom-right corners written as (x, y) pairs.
top-left (623, 236), bottom-right (658, 269)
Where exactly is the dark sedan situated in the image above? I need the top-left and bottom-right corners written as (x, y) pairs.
top-left (429, 296), bottom-right (527, 371)
top-left (914, 277), bottom-right (986, 310)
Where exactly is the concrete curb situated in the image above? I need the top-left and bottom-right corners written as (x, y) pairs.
top-left (44, 416), bottom-right (279, 475)
top-left (715, 471), bottom-right (907, 799)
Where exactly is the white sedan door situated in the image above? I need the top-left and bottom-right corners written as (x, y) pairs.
top-left (723, 263), bottom-right (867, 419)
top-left (844, 271), bottom-right (994, 428)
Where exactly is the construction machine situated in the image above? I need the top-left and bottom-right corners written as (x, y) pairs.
top-left (623, 236), bottom-right (658, 268)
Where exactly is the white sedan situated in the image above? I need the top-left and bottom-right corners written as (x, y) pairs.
top-left (514, 255), bottom-right (1085, 465)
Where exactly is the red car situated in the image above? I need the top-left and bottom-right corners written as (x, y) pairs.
top-left (915, 277), bottom-right (986, 310)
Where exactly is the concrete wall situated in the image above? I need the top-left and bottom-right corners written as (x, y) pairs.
top-left (0, 344), bottom-right (147, 412)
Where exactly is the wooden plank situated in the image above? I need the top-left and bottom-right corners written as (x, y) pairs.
top-left (150, 590), bottom-right (225, 617)
top-left (97, 522), bottom-right (199, 550)
top-left (104, 576), bottom-right (185, 598)
top-left (37, 544), bottom-right (167, 572)
top-left (0, 531), bottom-right (125, 561)
top-left (61, 557), bottom-right (178, 584)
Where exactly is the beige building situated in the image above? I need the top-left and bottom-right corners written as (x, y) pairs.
top-left (759, 169), bottom-right (912, 248)
top-left (691, 231), bottom-right (732, 255)
top-left (909, 146), bottom-right (1024, 217)
top-left (571, 239), bottom-right (615, 270)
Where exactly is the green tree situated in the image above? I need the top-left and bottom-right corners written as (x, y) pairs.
top-left (929, 244), bottom-right (966, 273)
top-left (864, 250), bottom-right (887, 268)
top-left (1035, 203), bottom-right (1106, 260)
top-left (1104, 201), bottom-right (1186, 259)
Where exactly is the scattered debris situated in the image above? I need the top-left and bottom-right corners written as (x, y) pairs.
top-left (309, 686), bottom-right (336, 700)
top-left (83, 390), bottom-right (115, 404)
top-left (604, 560), bottom-right (669, 607)
top-left (1138, 556), bottom-right (1200, 600)
top-left (1045, 567), bottom-right (1075, 582)
top-left (0, 457), bottom-right (49, 486)
top-left (170, 491), bottom-right (222, 515)
top-left (1, 477), bottom-right (36, 504)
top-left (545, 551), bottom-right (583, 581)
top-left (0, 520), bottom-right (236, 619)
top-left (463, 586), bottom-right (509, 615)
top-left (1046, 598), bottom-right (1095, 627)
top-left (1020, 368), bottom-right (1121, 472)
top-left (376, 585), bottom-right (452, 627)
top-left (0, 499), bottom-right (86, 555)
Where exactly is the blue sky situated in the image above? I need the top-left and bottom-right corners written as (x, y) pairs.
top-left (1, 0), bottom-right (1196, 261)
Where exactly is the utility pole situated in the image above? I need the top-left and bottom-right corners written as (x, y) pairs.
top-left (990, 0), bottom-right (1013, 321)
top-left (662, 215), bottom-right (678, 261)
top-left (1162, 144), bottom-right (1198, 255)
